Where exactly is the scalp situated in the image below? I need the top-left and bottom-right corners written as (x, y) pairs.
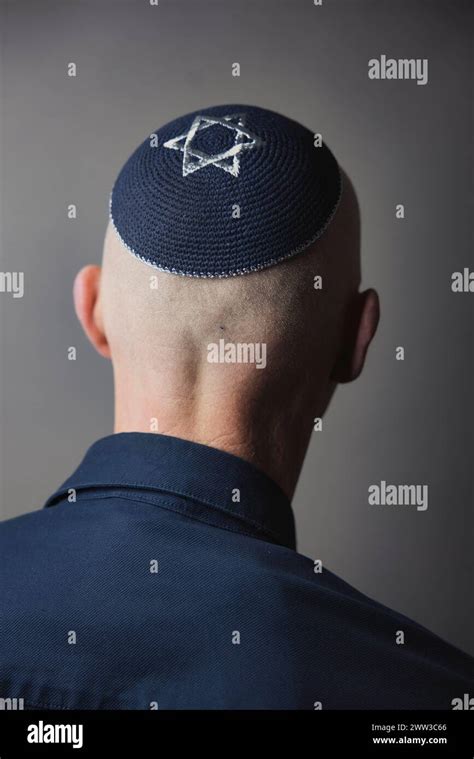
top-left (100, 167), bottom-right (360, 374)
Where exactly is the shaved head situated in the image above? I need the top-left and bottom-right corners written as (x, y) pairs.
top-left (75, 168), bottom-right (378, 496)
top-left (101, 169), bottom-right (359, 376)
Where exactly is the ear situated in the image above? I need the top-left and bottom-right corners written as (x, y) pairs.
top-left (331, 289), bottom-right (380, 383)
top-left (73, 265), bottom-right (111, 359)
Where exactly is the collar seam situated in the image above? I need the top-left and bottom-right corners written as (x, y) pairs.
top-left (45, 481), bottom-right (286, 546)
top-left (57, 490), bottom-right (284, 546)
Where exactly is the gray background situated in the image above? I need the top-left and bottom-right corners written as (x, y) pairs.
top-left (0, 0), bottom-right (472, 655)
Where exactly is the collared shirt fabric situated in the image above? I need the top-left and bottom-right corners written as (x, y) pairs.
top-left (0, 432), bottom-right (472, 710)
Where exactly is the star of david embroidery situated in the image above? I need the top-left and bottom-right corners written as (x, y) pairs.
top-left (163, 113), bottom-right (262, 177)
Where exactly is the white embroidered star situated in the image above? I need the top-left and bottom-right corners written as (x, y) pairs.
top-left (163, 113), bottom-right (262, 177)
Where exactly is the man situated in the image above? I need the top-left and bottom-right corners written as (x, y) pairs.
top-left (0, 105), bottom-right (472, 709)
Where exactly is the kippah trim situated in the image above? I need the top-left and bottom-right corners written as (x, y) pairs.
top-left (108, 167), bottom-right (343, 278)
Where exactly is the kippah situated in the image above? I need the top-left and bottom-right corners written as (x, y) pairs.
top-left (110, 104), bottom-right (342, 278)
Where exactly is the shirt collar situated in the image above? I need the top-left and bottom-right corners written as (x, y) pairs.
top-left (44, 432), bottom-right (296, 550)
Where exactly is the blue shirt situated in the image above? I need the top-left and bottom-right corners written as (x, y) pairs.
top-left (0, 432), bottom-right (472, 709)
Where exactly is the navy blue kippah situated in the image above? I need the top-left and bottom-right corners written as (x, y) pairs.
top-left (110, 104), bottom-right (342, 277)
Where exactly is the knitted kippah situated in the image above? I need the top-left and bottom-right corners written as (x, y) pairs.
top-left (110, 104), bottom-right (342, 278)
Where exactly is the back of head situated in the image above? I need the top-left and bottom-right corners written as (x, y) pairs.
top-left (101, 165), bottom-right (359, 395)
top-left (75, 104), bottom-right (377, 494)
top-left (101, 105), bottom-right (360, 384)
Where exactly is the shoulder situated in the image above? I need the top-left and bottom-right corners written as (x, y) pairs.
top-left (233, 543), bottom-right (474, 707)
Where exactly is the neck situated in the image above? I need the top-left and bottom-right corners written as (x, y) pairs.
top-left (112, 368), bottom-right (320, 499)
